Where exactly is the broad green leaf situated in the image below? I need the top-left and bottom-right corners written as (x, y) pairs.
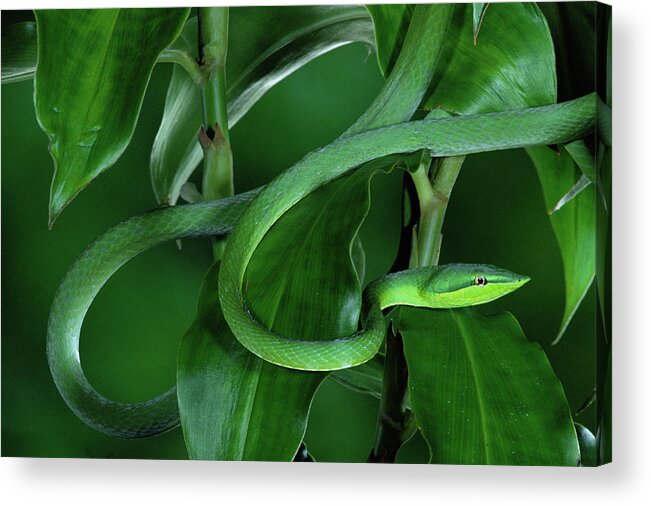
top-left (417, 2), bottom-right (594, 343)
top-left (527, 145), bottom-right (596, 343)
top-left (34, 8), bottom-right (190, 225)
top-left (401, 308), bottom-right (579, 465)
top-left (424, 2), bottom-right (556, 114)
top-left (365, 4), bottom-right (413, 77)
top-left (177, 263), bottom-right (324, 461)
top-left (244, 160), bottom-right (387, 341)
top-left (151, 6), bottom-right (375, 205)
top-left (521, 3), bottom-right (598, 343)
top-left (472, 3), bottom-right (489, 44)
top-left (1, 22), bottom-right (37, 84)
top-left (242, 158), bottom-right (398, 408)
top-left (575, 423), bottom-right (597, 466)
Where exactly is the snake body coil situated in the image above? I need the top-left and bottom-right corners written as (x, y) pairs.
top-left (46, 3), bottom-right (596, 438)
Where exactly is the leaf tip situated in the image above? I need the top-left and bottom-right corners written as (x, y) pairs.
top-left (48, 196), bottom-right (66, 229)
top-left (48, 178), bottom-right (80, 229)
top-left (550, 320), bottom-right (570, 346)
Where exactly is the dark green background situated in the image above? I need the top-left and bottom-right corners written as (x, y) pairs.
top-left (2, 31), bottom-right (596, 461)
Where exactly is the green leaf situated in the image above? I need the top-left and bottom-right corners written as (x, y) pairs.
top-left (472, 3), bottom-right (489, 44)
top-left (1, 22), bottom-right (37, 84)
top-left (424, 2), bottom-right (556, 115)
top-left (177, 263), bottom-right (324, 461)
top-left (365, 4), bottom-right (413, 77)
top-left (150, 64), bottom-right (204, 205)
top-left (417, 1), bottom-right (593, 344)
top-left (178, 158), bottom-right (388, 461)
top-left (244, 160), bottom-right (388, 341)
top-left (548, 174), bottom-right (591, 214)
top-left (527, 145), bottom-right (596, 343)
top-left (401, 308), bottom-right (580, 465)
top-left (565, 140), bottom-right (596, 183)
top-left (151, 6), bottom-right (375, 205)
top-left (241, 157), bottom-right (403, 407)
top-left (227, 6), bottom-right (373, 125)
top-left (575, 423), bottom-right (597, 466)
top-left (34, 8), bottom-right (190, 225)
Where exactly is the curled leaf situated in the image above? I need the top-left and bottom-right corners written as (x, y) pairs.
top-left (34, 8), bottom-right (190, 225)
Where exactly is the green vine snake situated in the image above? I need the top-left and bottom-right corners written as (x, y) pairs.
top-left (46, 4), bottom-right (596, 438)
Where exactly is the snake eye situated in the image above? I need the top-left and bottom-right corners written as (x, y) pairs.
top-left (475, 276), bottom-right (488, 286)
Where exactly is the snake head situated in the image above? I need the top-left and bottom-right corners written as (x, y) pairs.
top-left (420, 263), bottom-right (531, 308)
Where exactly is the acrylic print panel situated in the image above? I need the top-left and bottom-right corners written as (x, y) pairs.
top-left (1, 2), bottom-right (610, 465)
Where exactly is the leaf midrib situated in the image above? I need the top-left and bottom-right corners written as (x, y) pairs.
top-left (452, 310), bottom-right (492, 464)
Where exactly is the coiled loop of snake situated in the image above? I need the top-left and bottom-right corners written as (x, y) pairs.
top-left (46, 3), bottom-right (596, 437)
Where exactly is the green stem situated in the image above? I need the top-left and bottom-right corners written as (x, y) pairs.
top-left (369, 155), bottom-right (465, 463)
top-left (198, 7), bottom-right (230, 142)
top-left (414, 155), bottom-right (465, 267)
top-left (197, 7), bottom-right (233, 259)
top-left (157, 49), bottom-right (204, 85)
top-left (369, 323), bottom-right (417, 463)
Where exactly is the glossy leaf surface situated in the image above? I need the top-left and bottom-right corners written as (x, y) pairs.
top-left (401, 308), bottom-right (579, 465)
top-left (244, 161), bottom-right (384, 341)
top-left (565, 140), bottom-right (596, 183)
top-left (424, 2), bottom-right (556, 114)
top-left (527, 145), bottom-right (596, 343)
top-left (177, 263), bottom-right (323, 461)
top-left (151, 6), bottom-right (374, 205)
top-left (365, 4), bottom-right (413, 77)
top-left (472, 3), bottom-right (489, 43)
top-left (150, 64), bottom-right (204, 205)
top-left (34, 8), bottom-right (190, 224)
top-left (1, 22), bottom-right (37, 84)
top-left (416, 2), bottom-right (594, 343)
top-left (549, 174), bottom-right (591, 214)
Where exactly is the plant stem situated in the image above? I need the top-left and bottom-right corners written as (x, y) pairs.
top-left (197, 7), bottom-right (233, 259)
top-left (198, 7), bottom-right (230, 143)
top-left (414, 155), bottom-right (465, 267)
top-left (157, 49), bottom-right (204, 85)
top-left (368, 173), bottom-right (419, 464)
top-left (369, 154), bottom-right (465, 463)
top-left (369, 322), bottom-right (417, 463)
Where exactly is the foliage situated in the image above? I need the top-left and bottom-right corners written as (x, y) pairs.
top-left (1, 3), bottom-right (609, 465)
